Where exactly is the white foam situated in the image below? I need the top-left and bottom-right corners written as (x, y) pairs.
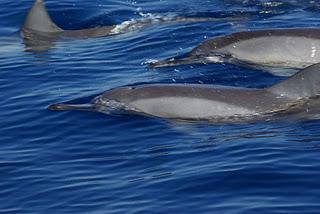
top-left (110, 12), bottom-right (175, 34)
top-left (143, 59), bottom-right (159, 65)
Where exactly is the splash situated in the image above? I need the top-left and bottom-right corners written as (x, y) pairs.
top-left (110, 12), bottom-right (175, 34)
top-left (110, 11), bottom-right (247, 35)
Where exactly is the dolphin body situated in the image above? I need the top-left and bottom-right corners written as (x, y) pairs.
top-left (21, 0), bottom-right (243, 52)
top-left (150, 28), bottom-right (320, 76)
top-left (48, 63), bottom-right (320, 122)
top-left (21, 0), bottom-right (128, 39)
top-left (21, 0), bottom-right (115, 51)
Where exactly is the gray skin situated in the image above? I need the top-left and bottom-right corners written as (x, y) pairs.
top-left (150, 28), bottom-right (320, 76)
top-left (21, 0), bottom-right (114, 52)
top-left (21, 0), bottom-right (242, 52)
top-left (21, 0), bottom-right (123, 39)
top-left (48, 63), bottom-right (320, 122)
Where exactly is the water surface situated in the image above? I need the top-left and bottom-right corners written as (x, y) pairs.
top-left (1, 0), bottom-right (320, 213)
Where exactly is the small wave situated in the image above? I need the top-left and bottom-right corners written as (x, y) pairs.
top-left (110, 12), bottom-right (175, 34)
top-left (110, 11), bottom-right (248, 35)
top-left (143, 59), bottom-right (160, 65)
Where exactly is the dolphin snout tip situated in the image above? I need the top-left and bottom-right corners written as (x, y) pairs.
top-left (147, 61), bottom-right (168, 69)
top-left (145, 61), bottom-right (158, 69)
top-left (48, 104), bottom-right (64, 111)
top-left (48, 103), bottom-right (94, 111)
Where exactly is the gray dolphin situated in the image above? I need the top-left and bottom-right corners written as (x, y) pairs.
top-left (21, 0), bottom-right (245, 52)
top-left (150, 28), bottom-right (320, 76)
top-left (48, 63), bottom-right (320, 122)
top-left (21, 0), bottom-right (119, 39)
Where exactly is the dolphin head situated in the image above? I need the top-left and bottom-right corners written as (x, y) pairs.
top-left (97, 86), bottom-right (139, 104)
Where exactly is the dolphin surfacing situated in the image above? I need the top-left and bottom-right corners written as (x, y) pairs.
top-left (21, 0), bottom-right (245, 52)
top-left (48, 63), bottom-right (320, 122)
top-left (150, 28), bottom-right (320, 76)
top-left (21, 0), bottom-right (117, 40)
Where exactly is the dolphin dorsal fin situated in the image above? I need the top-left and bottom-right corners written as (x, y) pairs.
top-left (268, 63), bottom-right (320, 99)
top-left (22, 0), bottom-right (62, 33)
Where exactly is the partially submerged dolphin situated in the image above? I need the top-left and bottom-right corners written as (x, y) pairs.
top-left (21, 0), bottom-right (244, 52)
top-left (150, 28), bottom-right (320, 76)
top-left (48, 63), bottom-right (320, 122)
top-left (21, 0), bottom-right (125, 39)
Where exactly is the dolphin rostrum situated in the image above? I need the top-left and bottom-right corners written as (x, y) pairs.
top-left (21, 0), bottom-right (245, 52)
top-left (150, 28), bottom-right (320, 76)
top-left (48, 63), bottom-right (320, 122)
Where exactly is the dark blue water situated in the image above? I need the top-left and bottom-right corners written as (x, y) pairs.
top-left (2, 0), bottom-right (320, 213)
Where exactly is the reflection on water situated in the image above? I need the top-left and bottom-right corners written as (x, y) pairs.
top-left (22, 29), bottom-right (57, 53)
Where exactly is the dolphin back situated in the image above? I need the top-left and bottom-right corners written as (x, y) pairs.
top-left (268, 63), bottom-right (320, 99)
top-left (22, 0), bottom-right (62, 33)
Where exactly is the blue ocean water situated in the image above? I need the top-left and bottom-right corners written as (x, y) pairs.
top-left (1, 0), bottom-right (320, 213)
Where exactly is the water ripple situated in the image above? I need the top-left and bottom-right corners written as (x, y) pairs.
top-left (1, 0), bottom-right (320, 213)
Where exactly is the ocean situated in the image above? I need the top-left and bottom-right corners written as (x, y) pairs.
top-left (1, 0), bottom-right (320, 213)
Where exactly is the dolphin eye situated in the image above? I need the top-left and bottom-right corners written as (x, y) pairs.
top-left (129, 87), bottom-right (136, 90)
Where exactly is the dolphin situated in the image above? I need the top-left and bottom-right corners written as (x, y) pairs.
top-left (21, 0), bottom-right (245, 52)
top-left (48, 63), bottom-right (320, 122)
top-left (21, 0), bottom-right (121, 40)
top-left (149, 28), bottom-right (320, 76)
